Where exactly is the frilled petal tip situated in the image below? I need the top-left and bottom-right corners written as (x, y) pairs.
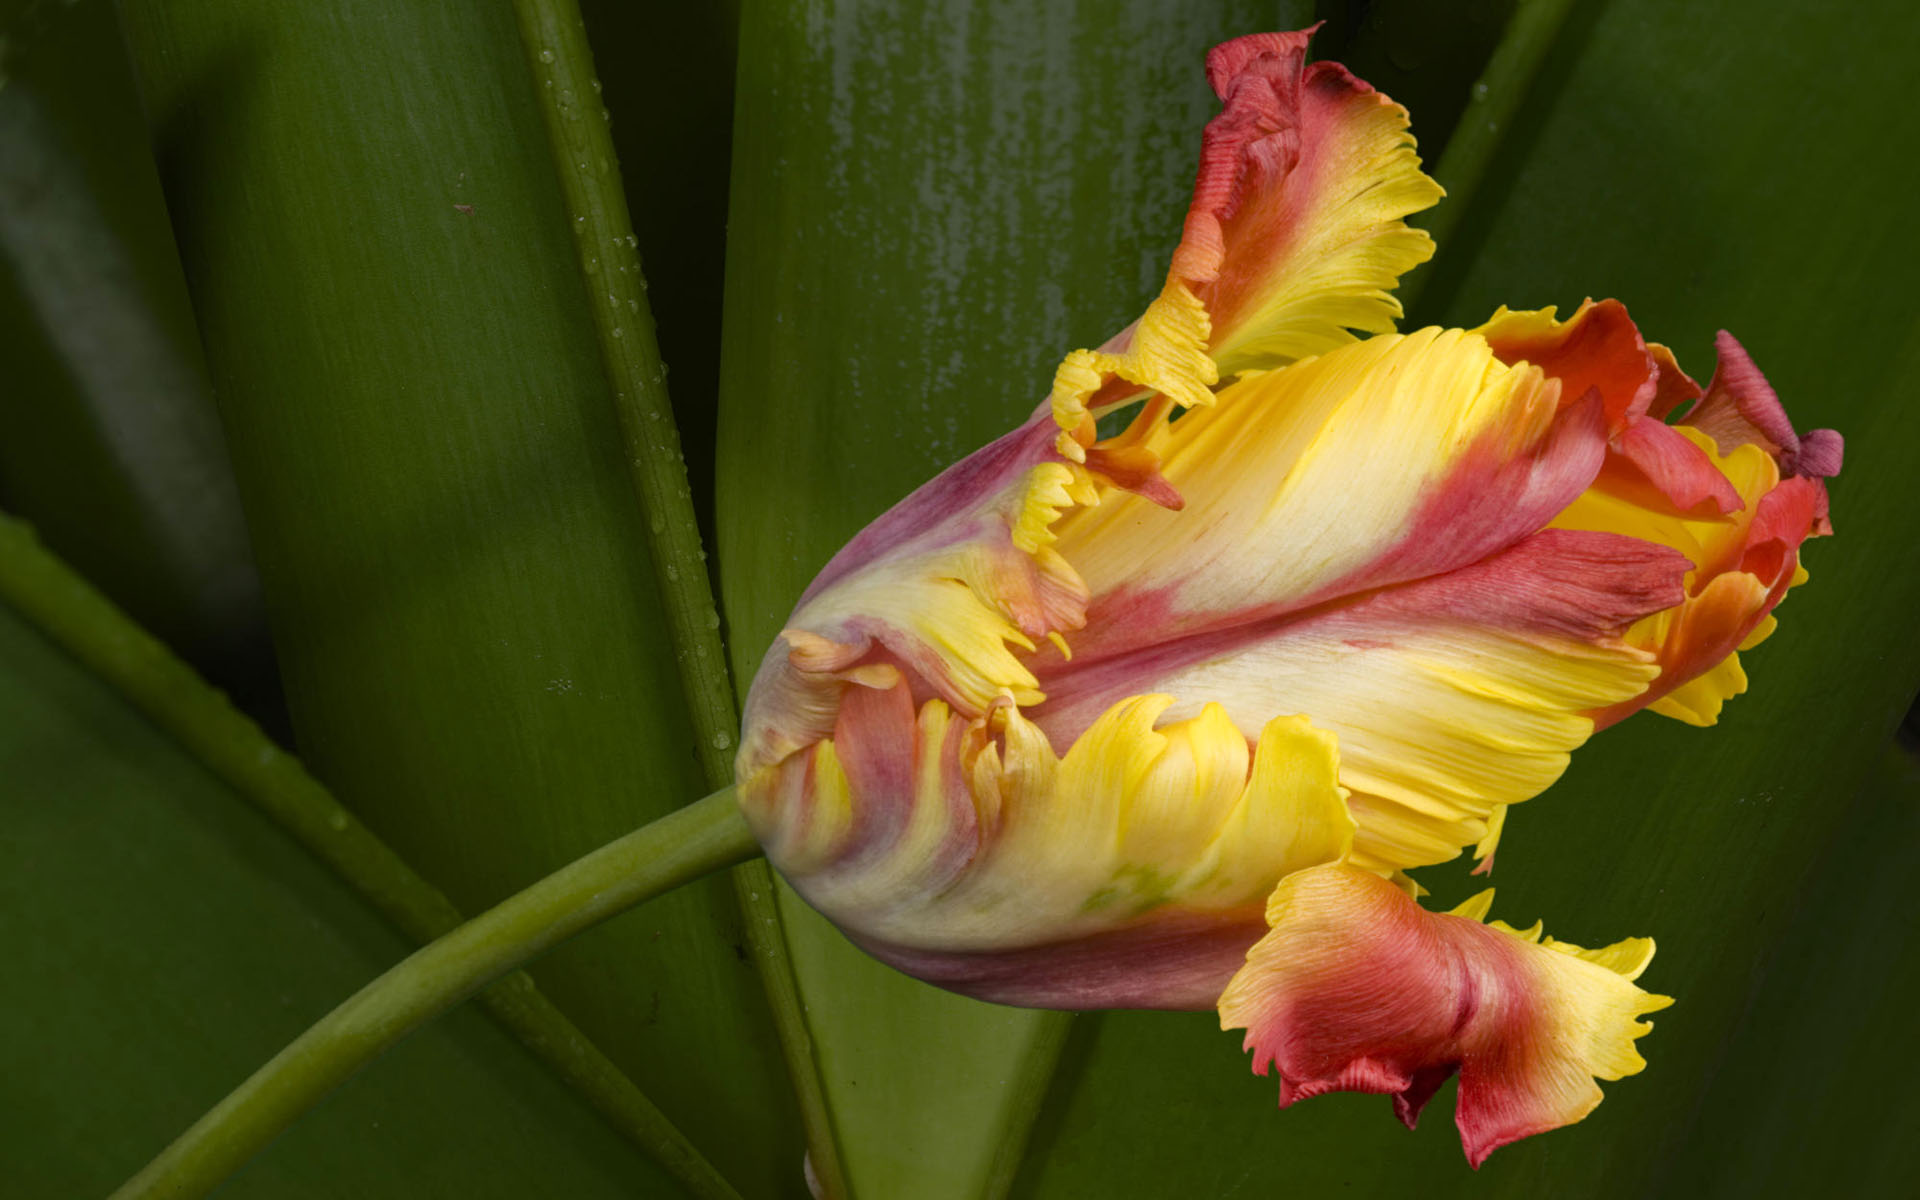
top-left (1474, 305), bottom-right (1838, 731)
top-left (1219, 864), bottom-right (1670, 1167)
top-left (1047, 25), bottom-right (1442, 454)
top-left (1688, 332), bottom-right (1844, 484)
top-left (1479, 300), bottom-right (1744, 516)
top-left (1182, 29), bottom-right (1444, 373)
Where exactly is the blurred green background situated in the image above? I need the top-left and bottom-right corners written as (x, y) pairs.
top-left (2, 0), bottom-right (1914, 1197)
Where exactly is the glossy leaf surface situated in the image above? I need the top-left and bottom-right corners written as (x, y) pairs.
top-left (112, 0), bottom-right (797, 1193)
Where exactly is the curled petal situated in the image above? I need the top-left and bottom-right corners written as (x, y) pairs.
top-left (1480, 301), bottom-right (1743, 514)
top-left (1219, 864), bottom-right (1671, 1166)
top-left (1550, 338), bottom-right (1834, 730)
top-left (1685, 331), bottom-right (1844, 485)
top-left (1048, 26), bottom-right (1442, 462)
top-left (1187, 30), bottom-right (1444, 376)
top-left (742, 672), bottom-right (1360, 1008)
top-left (1478, 300), bottom-right (1660, 432)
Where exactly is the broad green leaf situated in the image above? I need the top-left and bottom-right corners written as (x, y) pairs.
top-left (0, 0), bottom-right (269, 707)
top-left (0, 599), bottom-right (682, 1199)
top-left (113, 1), bottom-right (800, 1194)
top-left (716, 4), bottom-right (1316, 1196)
top-left (1315, 0), bottom-right (1518, 164)
top-left (1658, 742), bottom-right (1920, 1195)
top-left (1012, 1), bottom-right (1920, 1195)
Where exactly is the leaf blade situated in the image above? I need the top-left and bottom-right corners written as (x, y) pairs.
top-left (114, 1), bottom-right (803, 1191)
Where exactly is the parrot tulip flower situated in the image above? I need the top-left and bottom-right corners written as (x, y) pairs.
top-left (735, 28), bottom-right (1839, 1165)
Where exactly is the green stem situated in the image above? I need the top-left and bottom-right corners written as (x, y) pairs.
top-left (1402, 0), bottom-right (1579, 311)
top-left (512, 4), bottom-right (850, 1194)
top-left (0, 512), bottom-right (741, 1200)
top-left (111, 788), bottom-right (758, 1200)
top-left (511, 0), bottom-right (737, 783)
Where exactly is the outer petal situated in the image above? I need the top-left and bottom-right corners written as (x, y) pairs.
top-left (1037, 528), bottom-right (1685, 874)
top-left (1052, 327), bottom-right (1612, 662)
top-left (1685, 331), bottom-right (1844, 487)
top-left (735, 419), bottom-right (1099, 783)
top-left (1046, 27), bottom-right (1442, 465)
top-left (740, 672), bottom-right (1359, 1009)
top-left (1479, 300), bottom-right (1743, 515)
top-left (1218, 864), bottom-right (1671, 1167)
top-left (1551, 401), bottom-right (1833, 730)
top-left (1186, 30), bottom-right (1445, 376)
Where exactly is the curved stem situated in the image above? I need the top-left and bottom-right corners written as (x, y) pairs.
top-left (0, 512), bottom-right (742, 1200)
top-left (511, 4), bottom-right (849, 1194)
top-left (111, 788), bottom-right (757, 1200)
top-left (1401, 0), bottom-right (1579, 314)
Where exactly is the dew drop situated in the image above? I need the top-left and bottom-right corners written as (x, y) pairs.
top-left (538, 48), bottom-right (556, 63)
top-left (711, 731), bottom-right (733, 750)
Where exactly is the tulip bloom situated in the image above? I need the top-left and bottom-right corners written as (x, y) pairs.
top-left (736, 29), bottom-right (1838, 1164)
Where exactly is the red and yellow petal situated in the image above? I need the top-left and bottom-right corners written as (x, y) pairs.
top-left (741, 667), bottom-right (1362, 1009)
top-left (1219, 863), bottom-right (1670, 1166)
top-left (1186, 30), bottom-right (1444, 377)
top-left (1054, 327), bottom-right (1611, 661)
top-left (1047, 27), bottom-right (1442, 466)
top-left (1547, 330), bottom-right (1836, 731)
top-left (1479, 300), bottom-right (1745, 516)
top-left (1037, 527), bottom-right (1686, 876)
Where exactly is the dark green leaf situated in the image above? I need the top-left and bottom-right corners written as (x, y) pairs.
top-left (0, 0), bottom-right (270, 709)
top-left (0, 600), bottom-right (681, 1199)
top-left (113, 1), bottom-right (801, 1193)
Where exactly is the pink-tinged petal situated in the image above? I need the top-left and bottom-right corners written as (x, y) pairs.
top-left (743, 675), bottom-right (1361, 1009)
top-left (1684, 331), bottom-right (1844, 482)
top-left (1182, 30), bottom-right (1445, 376)
top-left (1644, 341), bottom-right (1703, 419)
top-left (1587, 473), bottom-right (1823, 730)
top-left (1038, 529), bottom-right (1686, 874)
top-left (1551, 337), bottom-right (1831, 733)
top-left (1218, 864), bottom-right (1670, 1167)
top-left (1045, 27), bottom-right (1442, 461)
top-left (1479, 302), bottom-right (1741, 514)
top-left (859, 910), bottom-right (1273, 1011)
top-left (1053, 328), bottom-right (1612, 664)
top-left (1614, 415), bottom-right (1745, 515)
